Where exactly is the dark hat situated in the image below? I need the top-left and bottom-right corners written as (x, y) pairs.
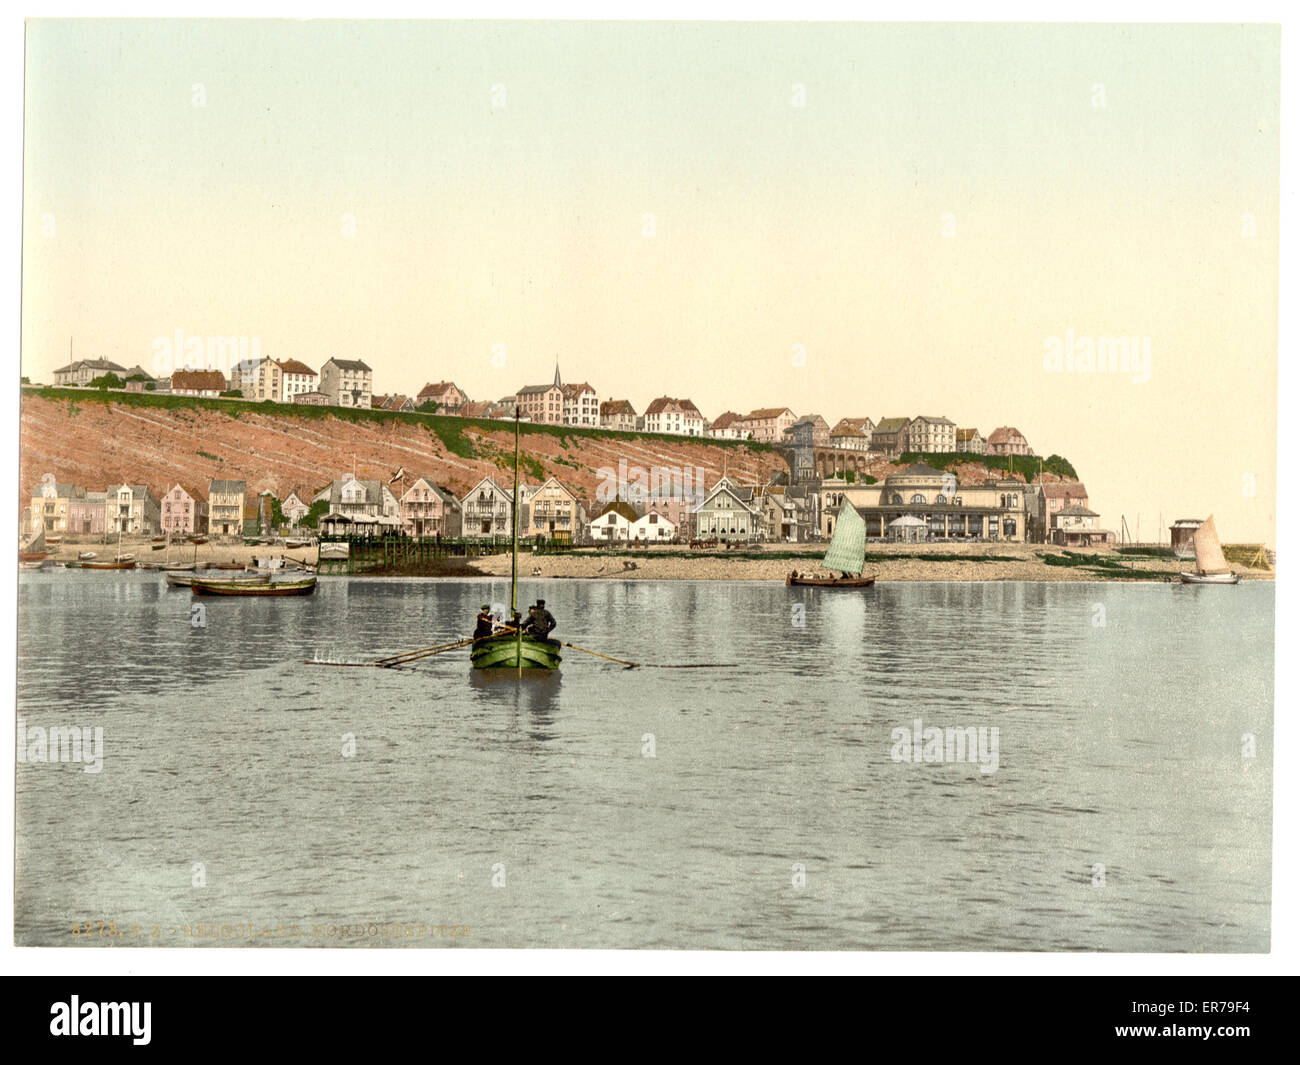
top-left (480, 604), bottom-right (491, 610)
top-left (535, 599), bottom-right (545, 606)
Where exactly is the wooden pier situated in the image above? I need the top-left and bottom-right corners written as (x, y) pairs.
top-left (315, 535), bottom-right (512, 575)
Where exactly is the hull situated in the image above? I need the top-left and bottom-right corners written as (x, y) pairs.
top-left (80, 560), bottom-right (137, 570)
top-left (191, 576), bottom-right (317, 596)
top-left (787, 575), bottom-right (876, 588)
top-left (167, 571), bottom-right (269, 588)
top-left (1179, 571), bottom-right (1240, 585)
top-left (471, 632), bottom-right (562, 670)
top-left (18, 552), bottom-right (48, 563)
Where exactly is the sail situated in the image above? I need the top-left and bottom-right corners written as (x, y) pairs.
top-left (23, 524), bottom-right (46, 554)
top-left (820, 501), bottom-right (866, 575)
top-left (1192, 514), bottom-right (1231, 575)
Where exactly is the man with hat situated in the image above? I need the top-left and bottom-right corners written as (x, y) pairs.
top-left (473, 604), bottom-right (496, 641)
top-left (521, 598), bottom-right (556, 639)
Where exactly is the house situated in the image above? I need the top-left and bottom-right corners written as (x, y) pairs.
top-left (908, 415), bottom-right (957, 453)
top-left (1026, 482), bottom-right (1091, 542)
top-left (783, 414), bottom-right (831, 448)
top-left (281, 490), bottom-right (311, 526)
top-left (632, 509), bottom-right (677, 542)
top-left (319, 359), bottom-right (373, 409)
top-left (600, 399), bottom-right (638, 432)
top-left (416, 381), bottom-right (467, 415)
top-left (313, 476), bottom-right (400, 522)
top-left (242, 501), bottom-right (261, 537)
top-left (519, 477), bottom-right (582, 543)
top-left (986, 426), bottom-right (1032, 456)
top-left (515, 366), bottom-right (564, 424)
top-left (432, 485), bottom-right (463, 538)
top-left (955, 428), bottom-right (985, 454)
top-left (171, 370), bottom-right (227, 397)
top-left (28, 482), bottom-right (86, 534)
top-left (52, 359), bottom-right (127, 386)
top-left (738, 407), bottom-right (796, 444)
top-left (372, 393), bottom-right (416, 412)
top-left (68, 491), bottom-right (107, 535)
top-left (243, 359), bottom-right (283, 402)
top-left (277, 359), bottom-right (319, 403)
top-left (293, 391), bottom-right (331, 405)
top-left (122, 365), bottom-right (151, 382)
top-left (588, 499), bottom-right (639, 542)
top-left (460, 477), bottom-right (514, 539)
top-left (830, 417), bottom-right (874, 450)
top-left (460, 400), bottom-right (493, 419)
top-left (208, 480), bottom-right (247, 536)
top-left (1050, 504), bottom-right (1111, 547)
top-left (105, 484), bottom-right (161, 535)
top-left (706, 411), bottom-right (749, 440)
top-left (836, 463), bottom-right (1029, 541)
top-left (487, 397), bottom-right (520, 420)
top-left (161, 484), bottom-right (208, 535)
top-left (400, 477), bottom-right (455, 537)
top-left (760, 484), bottom-right (818, 542)
top-left (561, 382), bottom-right (600, 426)
top-left (229, 358), bottom-right (265, 396)
top-left (869, 417), bottom-right (913, 458)
top-left (644, 397), bottom-right (706, 436)
top-left (694, 477), bottom-right (762, 541)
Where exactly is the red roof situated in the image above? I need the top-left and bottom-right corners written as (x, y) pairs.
top-left (172, 370), bottom-right (227, 391)
top-left (276, 359), bottom-right (317, 376)
top-left (987, 426), bottom-right (1026, 444)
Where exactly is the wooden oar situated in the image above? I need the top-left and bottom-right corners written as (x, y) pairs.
top-left (561, 640), bottom-right (739, 670)
top-left (560, 640), bottom-right (640, 668)
top-left (375, 627), bottom-right (520, 667)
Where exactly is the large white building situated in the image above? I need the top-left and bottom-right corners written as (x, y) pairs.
top-left (319, 359), bottom-right (373, 409)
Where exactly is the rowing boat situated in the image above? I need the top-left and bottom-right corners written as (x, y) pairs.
top-left (166, 570), bottom-right (270, 588)
top-left (190, 575), bottom-right (317, 596)
top-left (471, 632), bottom-right (563, 670)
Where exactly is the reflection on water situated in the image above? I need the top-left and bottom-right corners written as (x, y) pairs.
top-left (15, 571), bottom-right (1273, 950)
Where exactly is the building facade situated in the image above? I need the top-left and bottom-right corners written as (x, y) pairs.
top-left (276, 359), bottom-right (319, 402)
top-left (171, 370), bottom-right (227, 397)
top-left (319, 359), bottom-right (373, 408)
top-left (986, 426), bottom-right (1032, 456)
top-left (908, 415), bottom-right (957, 453)
top-left (561, 382), bottom-right (600, 426)
top-left (739, 407), bottom-right (796, 444)
top-left (460, 477), bottom-right (514, 539)
top-left (599, 399), bottom-right (638, 432)
top-left (208, 479), bottom-right (247, 536)
top-left (416, 381), bottom-right (467, 415)
top-left (52, 359), bottom-right (127, 386)
top-left (161, 484), bottom-right (208, 535)
top-left (105, 484), bottom-right (161, 534)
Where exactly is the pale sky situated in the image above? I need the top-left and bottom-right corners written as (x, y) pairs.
top-left (22, 20), bottom-right (1279, 544)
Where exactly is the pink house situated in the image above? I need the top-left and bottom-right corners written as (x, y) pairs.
top-left (161, 483), bottom-right (208, 535)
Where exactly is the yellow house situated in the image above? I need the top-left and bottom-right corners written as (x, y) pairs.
top-left (520, 477), bottom-right (581, 543)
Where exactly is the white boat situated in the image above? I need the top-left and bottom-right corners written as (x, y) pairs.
top-left (1179, 515), bottom-right (1240, 585)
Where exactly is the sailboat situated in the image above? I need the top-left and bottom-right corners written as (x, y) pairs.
top-left (19, 524), bottom-right (48, 563)
top-left (1179, 514), bottom-right (1240, 585)
top-left (787, 501), bottom-right (876, 587)
top-left (470, 408), bottom-right (562, 671)
top-left (81, 519), bottom-right (136, 569)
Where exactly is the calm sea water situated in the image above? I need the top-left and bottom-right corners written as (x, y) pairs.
top-left (15, 572), bottom-right (1273, 950)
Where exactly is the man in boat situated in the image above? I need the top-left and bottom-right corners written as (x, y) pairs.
top-left (474, 604), bottom-right (495, 641)
top-left (522, 599), bottom-right (557, 639)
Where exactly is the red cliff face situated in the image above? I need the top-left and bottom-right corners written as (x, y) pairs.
top-left (18, 394), bottom-right (789, 507)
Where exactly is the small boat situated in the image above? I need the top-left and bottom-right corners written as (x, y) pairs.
top-left (187, 535), bottom-right (209, 545)
top-left (80, 559), bottom-right (137, 570)
top-left (1179, 515), bottom-right (1241, 585)
top-left (167, 570), bottom-right (270, 588)
top-left (20, 560), bottom-right (47, 570)
top-left (786, 502), bottom-right (876, 587)
top-left (78, 551), bottom-right (97, 561)
top-left (471, 631), bottom-right (563, 670)
top-left (46, 536), bottom-right (62, 547)
top-left (472, 409), bottom-right (560, 672)
top-left (19, 525), bottom-right (47, 563)
top-left (285, 538), bottom-right (311, 549)
top-left (204, 562), bottom-right (245, 571)
top-left (191, 575), bottom-right (317, 596)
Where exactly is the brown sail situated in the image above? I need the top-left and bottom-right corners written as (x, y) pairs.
top-left (1192, 514), bottom-right (1231, 575)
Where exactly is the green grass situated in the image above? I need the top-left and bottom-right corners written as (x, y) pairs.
top-left (896, 451), bottom-right (1078, 481)
top-left (22, 386), bottom-right (773, 453)
top-left (1040, 551), bottom-right (1172, 580)
top-left (197, 450), bottom-right (222, 462)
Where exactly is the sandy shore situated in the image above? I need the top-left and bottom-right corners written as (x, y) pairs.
top-left (464, 541), bottom-right (1273, 582)
top-left (36, 536), bottom-right (1273, 582)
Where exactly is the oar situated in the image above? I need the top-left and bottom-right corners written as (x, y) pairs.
top-left (375, 627), bottom-right (520, 667)
top-left (559, 640), bottom-right (740, 670)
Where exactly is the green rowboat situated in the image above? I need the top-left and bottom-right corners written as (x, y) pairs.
top-left (470, 631), bottom-right (562, 670)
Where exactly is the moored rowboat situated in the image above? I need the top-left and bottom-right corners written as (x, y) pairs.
top-left (190, 575), bottom-right (317, 596)
top-left (166, 570), bottom-right (270, 588)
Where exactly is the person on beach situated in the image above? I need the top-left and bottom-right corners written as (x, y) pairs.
top-left (474, 604), bottom-right (495, 641)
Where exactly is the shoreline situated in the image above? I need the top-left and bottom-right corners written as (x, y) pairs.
top-left (28, 537), bottom-right (1274, 583)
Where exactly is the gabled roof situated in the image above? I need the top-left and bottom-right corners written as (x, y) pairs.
top-left (561, 382), bottom-right (596, 398)
top-left (744, 407), bottom-right (794, 420)
top-left (209, 479), bottom-right (247, 494)
top-left (600, 399), bottom-right (637, 417)
top-left (709, 411), bottom-right (743, 429)
top-left (987, 426), bottom-right (1026, 444)
top-left (418, 381), bottom-right (461, 397)
top-left (1055, 504), bottom-right (1099, 517)
top-left (324, 358), bottom-right (372, 372)
top-left (874, 417), bottom-right (912, 434)
top-left (276, 359), bottom-right (317, 376)
top-left (955, 428), bottom-right (982, 442)
top-left (595, 499), bottom-right (639, 523)
top-left (1041, 482), bottom-right (1088, 499)
top-left (517, 382), bottom-right (560, 395)
top-left (913, 415), bottom-right (955, 426)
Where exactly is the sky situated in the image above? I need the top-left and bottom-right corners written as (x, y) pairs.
top-left (21, 20), bottom-right (1279, 544)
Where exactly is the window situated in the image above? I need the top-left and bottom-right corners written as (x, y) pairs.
top-left (910, 494), bottom-right (926, 504)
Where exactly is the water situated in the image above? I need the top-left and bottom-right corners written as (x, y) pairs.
top-left (15, 571), bottom-right (1273, 950)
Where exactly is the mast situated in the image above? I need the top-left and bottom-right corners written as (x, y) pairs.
top-left (511, 406), bottom-right (519, 613)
